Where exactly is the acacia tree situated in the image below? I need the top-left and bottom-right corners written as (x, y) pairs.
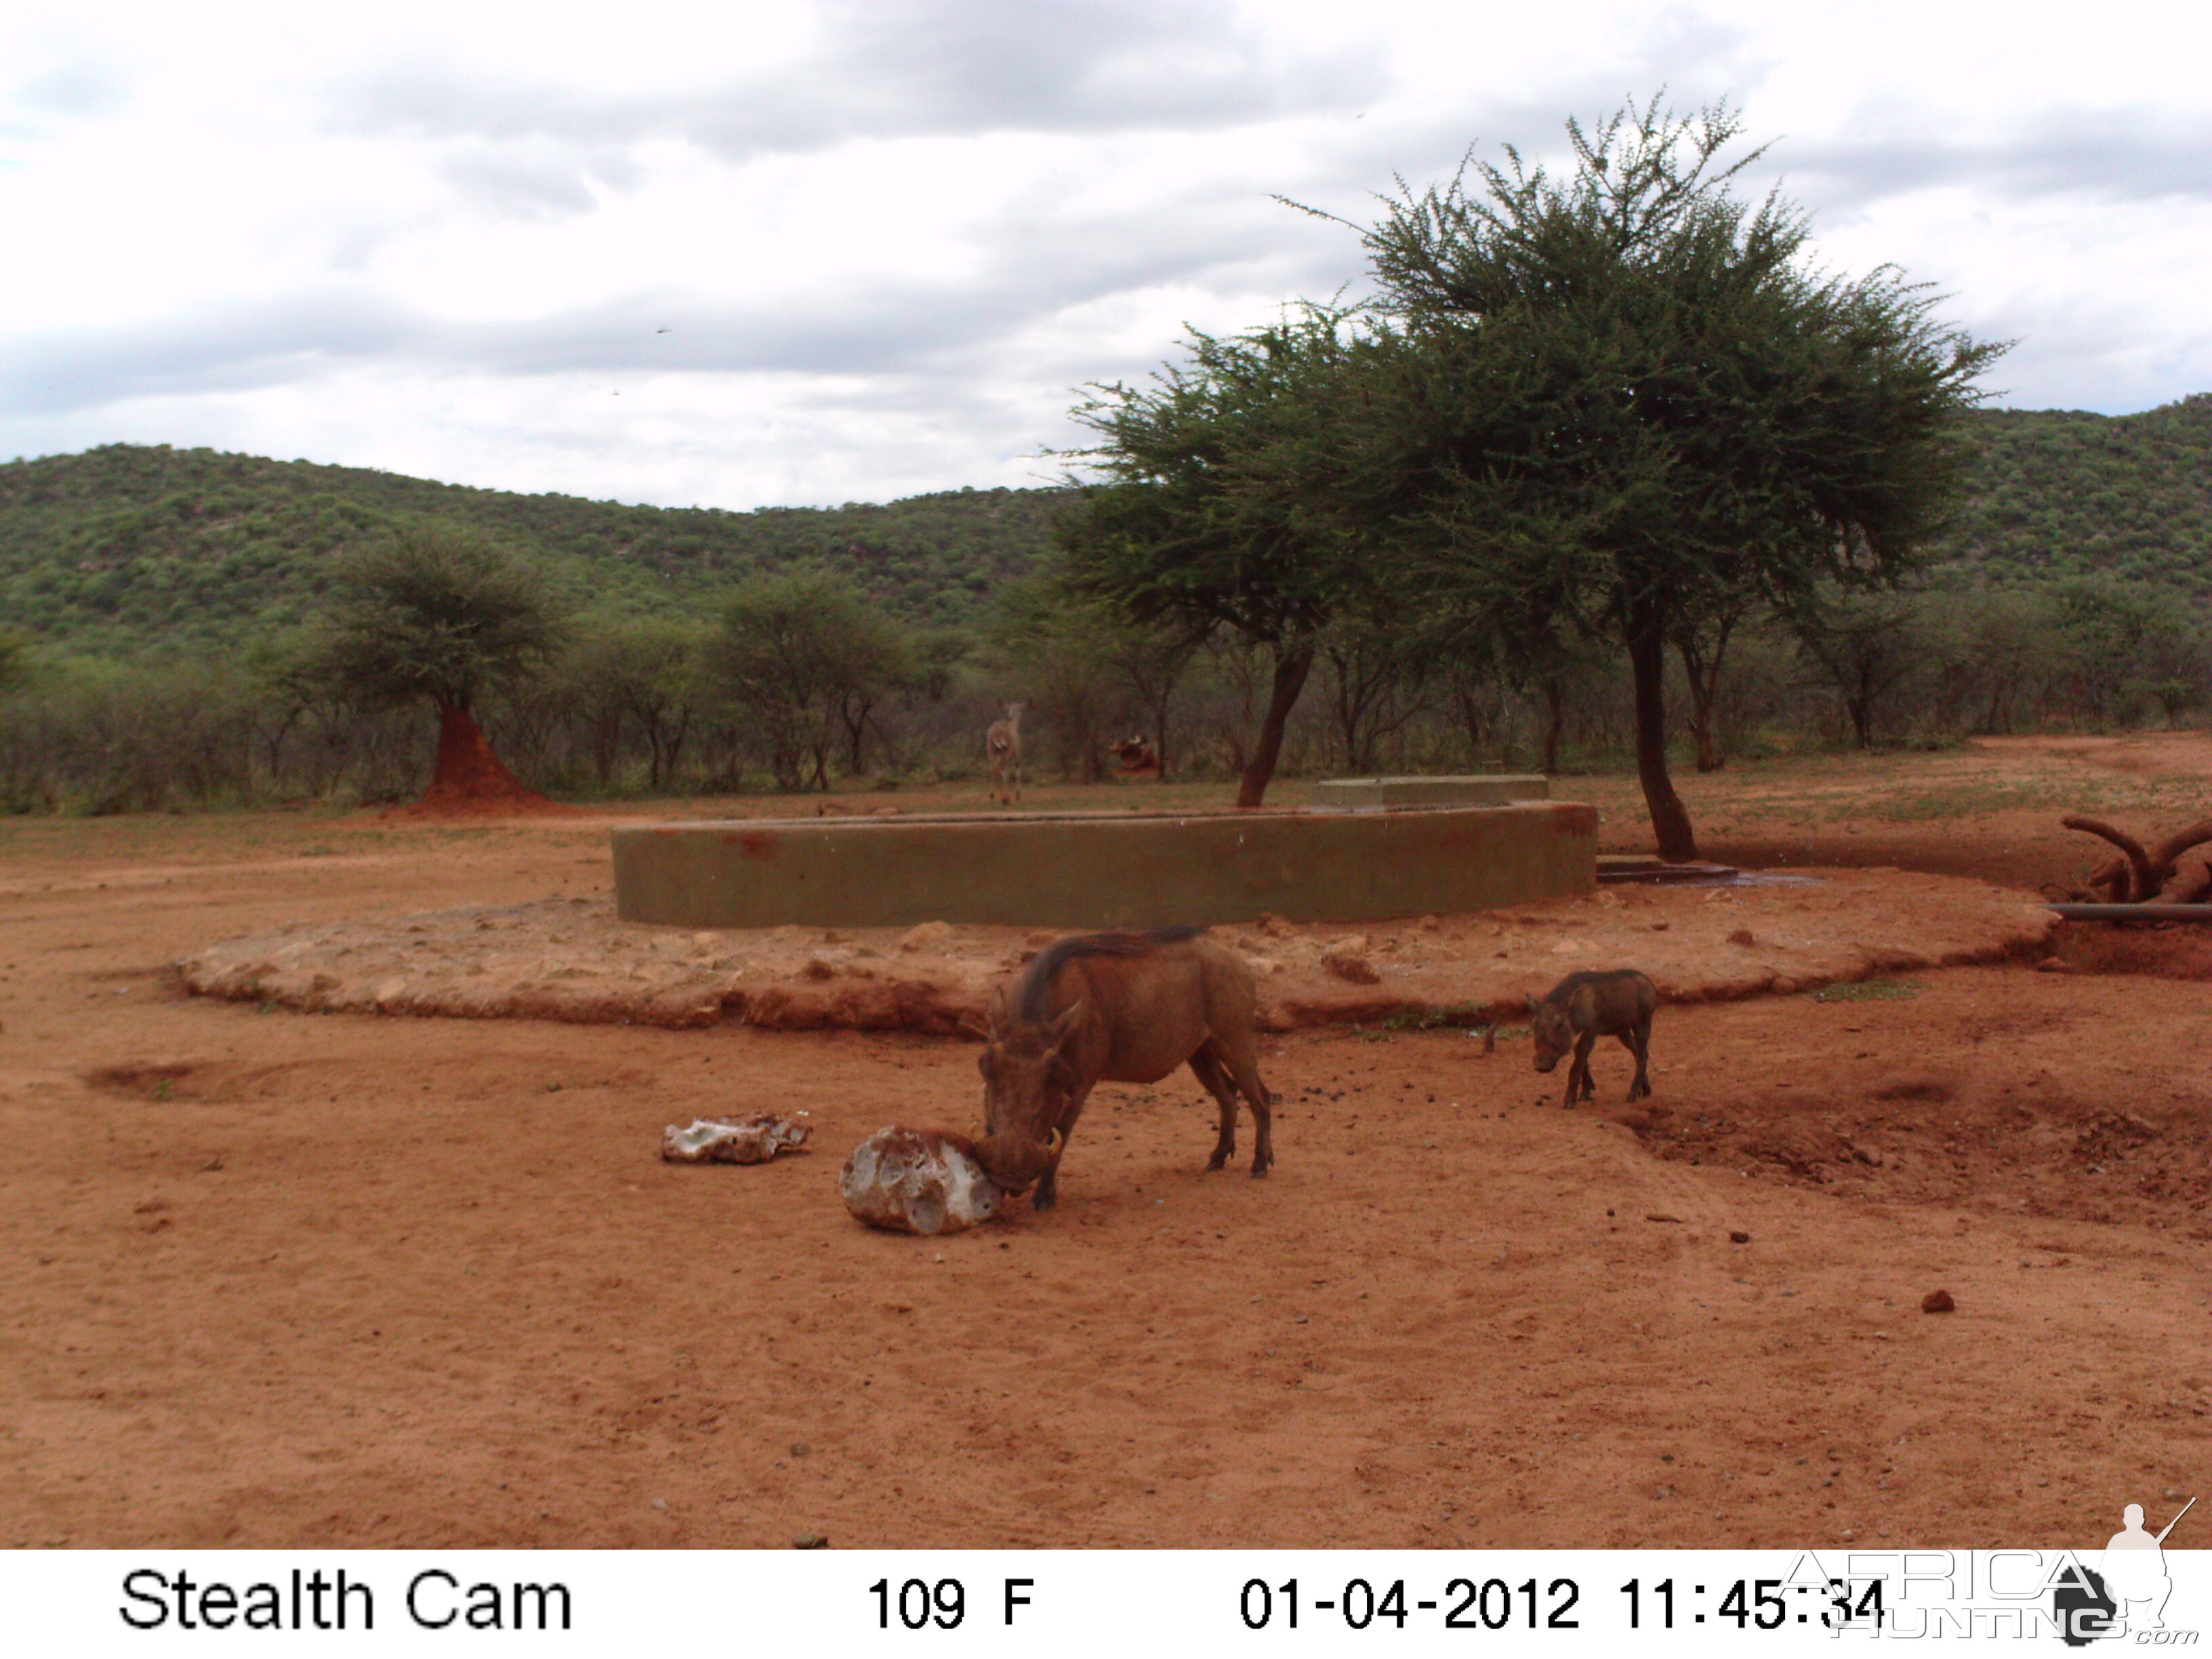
top-left (1358, 98), bottom-right (2004, 857)
top-left (1671, 583), bottom-right (1760, 772)
top-left (1056, 307), bottom-right (1391, 807)
top-left (562, 618), bottom-right (711, 790)
top-left (312, 524), bottom-right (569, 807)
top-left (709, 569), bottom-right (909, 791)
top-left (984, 580), bottom-right (1204, 781)
top-left (1792, 584), bottom-right (1929, 747)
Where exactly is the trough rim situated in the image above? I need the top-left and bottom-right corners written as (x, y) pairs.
top-left (619, 799), bottom-right (1580, 834)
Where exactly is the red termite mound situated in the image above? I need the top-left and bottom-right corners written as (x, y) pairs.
top-left (383, 705), bottom-right (577, 821)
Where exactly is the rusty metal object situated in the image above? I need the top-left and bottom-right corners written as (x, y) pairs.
top-left (2045, 903), bottom-right (2212, 922)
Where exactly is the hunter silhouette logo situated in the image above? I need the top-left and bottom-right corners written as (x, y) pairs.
top-left (2053, 1495), bottom-right (2194, 1646)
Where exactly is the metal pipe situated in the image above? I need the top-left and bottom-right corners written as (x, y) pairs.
top-left (2047, 903), bottom-right (2212, 922)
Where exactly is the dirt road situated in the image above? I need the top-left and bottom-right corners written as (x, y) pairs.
top-left (3, 740), bottom-right (2207, 1550)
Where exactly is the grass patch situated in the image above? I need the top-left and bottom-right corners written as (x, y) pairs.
top-left (1813, 979), bottom-right (1924, 1003)
top-left (1872, 783), bottom-right (2068, 822)
top-left (1382, 1002), bottom-right (1492, 1032)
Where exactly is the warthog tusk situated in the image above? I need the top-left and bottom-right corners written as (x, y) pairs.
top-left (1046, 1127), bottom-right (1063, 1156)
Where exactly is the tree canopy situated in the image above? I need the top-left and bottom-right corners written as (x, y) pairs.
top-left (306, 523), bottom-right (571, 805)
top-left (1058, 97), bottom-right (2004, 836)
top-left (1356, 98), bottom-right (2005, 855)
top-left (706, 569), bottom-right (917, 790)
top-left (1056, 306), bottom-right (1394, 804)
top-left (314, 523), bottom-right (569, 714)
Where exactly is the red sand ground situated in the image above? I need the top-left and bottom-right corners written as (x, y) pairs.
top-left (2, 734), bottom-right (2209, 1551)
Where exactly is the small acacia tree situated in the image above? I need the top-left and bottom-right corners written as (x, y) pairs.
top-left (708, 569), bottom-right (911, 791)
top-left (1056, 306), bottom-right (1393, 806)
top-left (312, 524), bottom-right (569, 808)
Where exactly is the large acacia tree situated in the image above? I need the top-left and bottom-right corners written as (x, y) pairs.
top-left (1359, 98), bottom-right (2004, 858)
top-left (313, 523), bottom-right (569, 807)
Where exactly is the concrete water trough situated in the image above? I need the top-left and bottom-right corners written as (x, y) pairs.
top-left (612, 801), bottom-right (1597, 931)
top-left (1309, 774), bottom-right (1549, 808)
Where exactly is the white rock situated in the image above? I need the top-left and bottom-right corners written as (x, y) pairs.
top-left (840, 1127), bottom-right (1002, 1235)
top-left (899, 921), bottom-right (957, 954)
top-left (661, 1111), bottom-right (812, 1164)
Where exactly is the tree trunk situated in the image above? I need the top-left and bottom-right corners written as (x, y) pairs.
top-left (1688, 703), bottom-right (1722, 773)
top-left (417, 703), bottom-right (550, 811)
top-left (1150, 689), bottom-right (1174, 783)
top-left (1846, 693), bottom-right (1873, 749)
top-left (1675, 616), bottom-right (1735, 773)
top-left (1235, 646), bottom-right (1314, 809)
top-left (1539, 676), bottom-right (1566, 775)
top-left (1624, 602), bottom-right (1698, 861)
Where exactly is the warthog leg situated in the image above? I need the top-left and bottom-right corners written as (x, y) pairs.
top-left (1031, 1084), bottom-right (1096, 1212)
top-left (1622, 1022), bottom-right (1653, 1101)
top-left (1568, 1029), bottom-right (1599, 1105)
top-left (1192, 1038), bottom-right (1273, 1178)
top-left (1191, 1048), bottom-right (1241, 1171)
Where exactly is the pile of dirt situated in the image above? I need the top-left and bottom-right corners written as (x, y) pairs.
top-left (2042, 919), bottom-right (2212, 980)
top-left (378, 707), bottom-right (579, 821)
top-left (1641, 1088), bottom-right (2212, 1231)
top-left (176, 867), bottom-right (2057, 1033)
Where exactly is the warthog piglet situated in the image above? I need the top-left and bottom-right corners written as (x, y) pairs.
top-left (1528, 968), bottom-right (1657, 1107)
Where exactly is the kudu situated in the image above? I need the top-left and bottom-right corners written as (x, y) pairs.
top-left (985, 703), bottom-right (1023, 804)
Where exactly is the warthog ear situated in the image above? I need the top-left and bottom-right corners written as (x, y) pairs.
top-left (1049, 998), bottom-right (1086, 1044)
top-left (1525, 994), bottom-right (1540, 1015)
top-left (985, 983), bottom-right (1011, 1038)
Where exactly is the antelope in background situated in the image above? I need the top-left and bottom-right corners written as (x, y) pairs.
top-left (986, 702), bottom-right (1024, 804)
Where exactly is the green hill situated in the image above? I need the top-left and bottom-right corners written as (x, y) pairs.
top-left (3, 392), bottom-right (2208, 658)
top-left (1926, 392), bottom-right (2212, 596)
top-left (0, 443), bottom-right (1069, 656)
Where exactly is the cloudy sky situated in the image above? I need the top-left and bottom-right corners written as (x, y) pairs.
top-left (4, 0), bottom-right (2209, 510)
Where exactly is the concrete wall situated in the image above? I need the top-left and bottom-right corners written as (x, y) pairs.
top-left (613, 802), bottom-right (1596, 930)
top-left (1311, 775), bottom-right (1549, 808)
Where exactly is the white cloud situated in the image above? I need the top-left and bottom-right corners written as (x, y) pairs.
top-left (1, 0), bottom-right (2208, 508)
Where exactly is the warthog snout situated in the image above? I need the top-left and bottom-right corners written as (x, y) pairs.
top-left (970, 1126), bottom-right (1061, 1194)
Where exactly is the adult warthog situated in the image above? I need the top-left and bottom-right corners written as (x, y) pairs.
top-left (970, 926), bottom-right (1275, 1210)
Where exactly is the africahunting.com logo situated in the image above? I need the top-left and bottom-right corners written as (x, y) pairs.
top-left (1807, 1494), bottom-right (2196, 1642)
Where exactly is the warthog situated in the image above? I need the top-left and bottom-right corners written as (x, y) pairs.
top-left (1528, 968), bottom-right (1657, 1107)
top-left (970, 926), bottom-right (1274, 1209)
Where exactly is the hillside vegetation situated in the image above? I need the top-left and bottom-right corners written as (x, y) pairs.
top-left (0, 443), bottom-right (1066, 657)
top-left (2, 396), bottom-right (2209, 658)
top-left (0, 396), bottom-right (2207, 815)
top-left (1933, 394), bottom-right (2212, 595)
